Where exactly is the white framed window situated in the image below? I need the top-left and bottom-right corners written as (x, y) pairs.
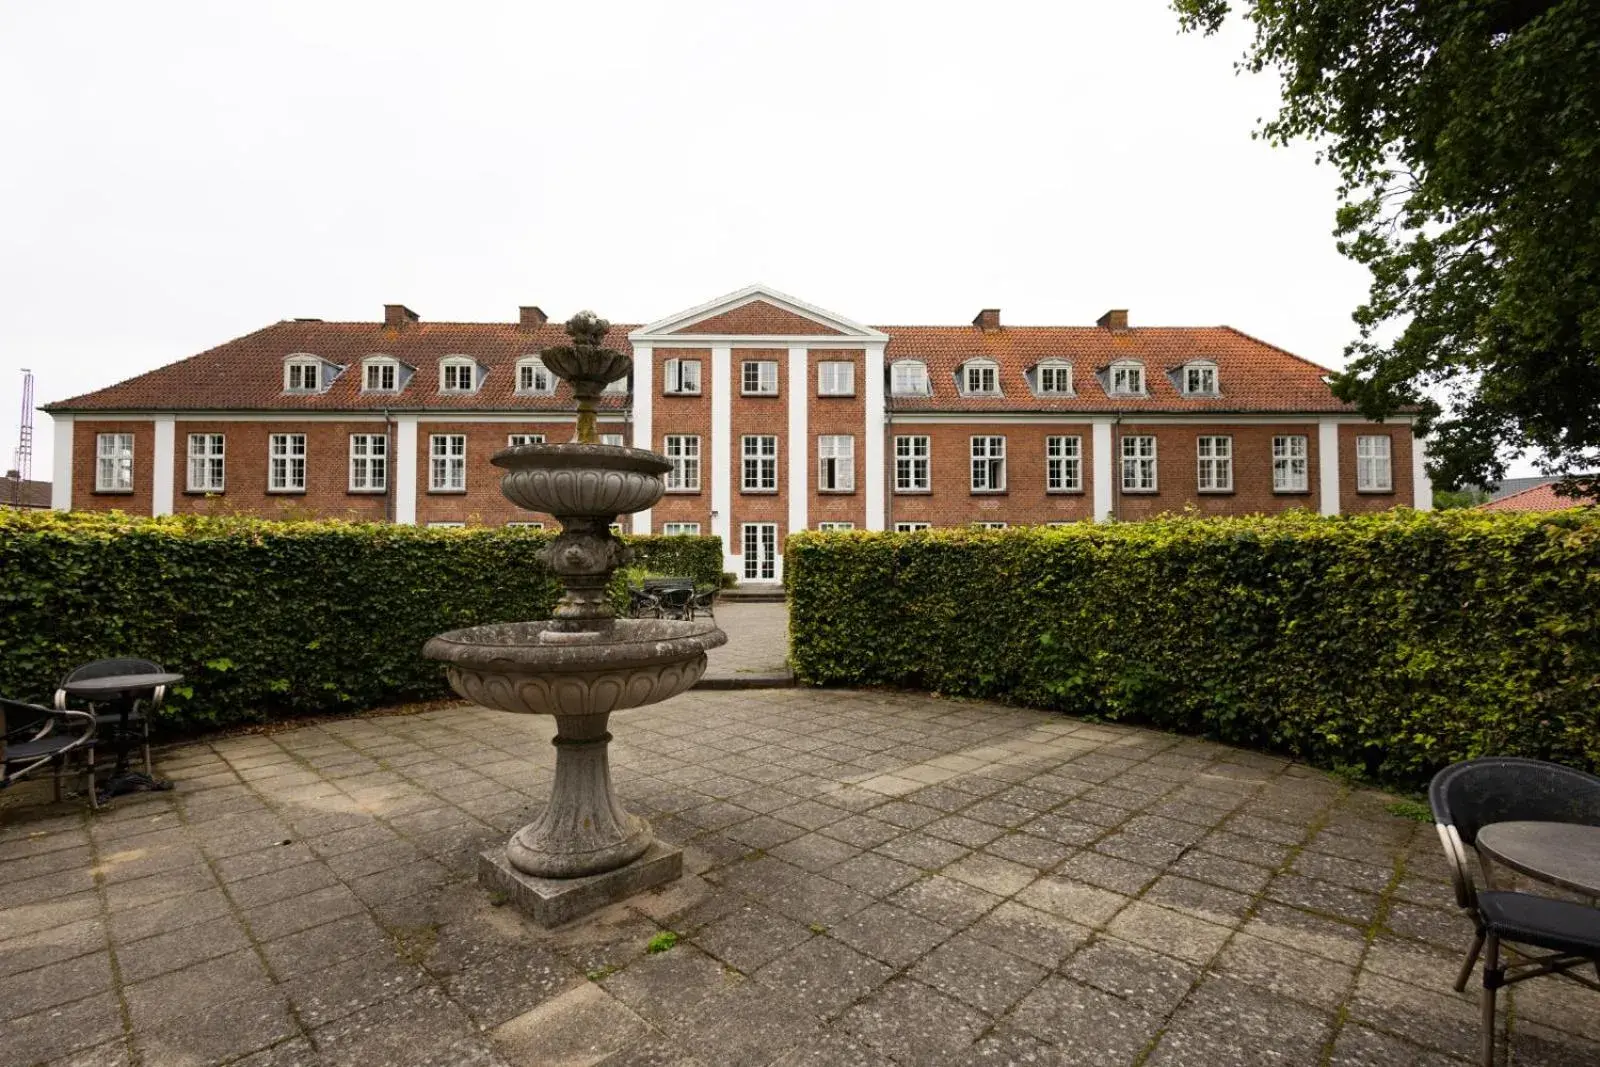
top-left (515, 357), bottom-right (554, 395)
top-left (664, 435), bottom-right (701, 491)
top-left (363, 357), bottom-right (400, 393)
top-left (348, 433), bottom-right (387, 492)
top-left (961, 360), bottom-right (1000, 396)
top-left (600, 434), bottom-right (626, 446)
top-left (603, 376), bottom-right (629, 395)
top-left (742, 523), bottom-right (778, 581)
top-left (973, 521), bottom-right (1008, 530)
top-left (742, 435), bottom-right (778, 492)
top-left (1036, 361), bottom-right (1074, 395)
top-left (818, 362), bottom-right (854, 396)
top-left (1197, 435), bottom-right (1233, 492)
top-left (971, 436), bottom-right (1006, 492)
top-left (507, 433), bottom-right (545, 447)
top-left (94, 433), bottom-right (134, 492)
top-left (663, 358), bottom-right (701, 395)
top-left (427, 522), bottom-right (464, 529)
top-left (891, 360), bottom-right (931, 396)
top-left (1121, 435), bottom-right (1157, 491)
top-left (818, 435), bottom-right (855, 492)
top-left (742, 360), bottom-right (779, 396)
top-left (1273, 435), bottom-right (1309, 492)
top-left (1183, 363), bottom-right (1219, 396)
top-left (429, 434), bottom-right (466, 492)
top-left (662, 522), bottom-right (701, 535)
top-left (506, 521), bottom-right (544, 530)
top-left (1110, 361), bottom-right (1146, 396)
top-left (186, 433), bottom-right (225, 492)
top-left (1357, 435), bottom-right (1393, 491)
top-left (818, 522), bottom-right (855, 532)
top-left (283, 358), bottom-right (321, 393)
top-left (1046, 436), bottom-right (1082, 492)
top-left (440, 357), bottom-right (477, 393)
top-left (895, 522), bottom-right (930, 532)
top-left (268, 433), bottom-right (306, 492)
top-left (895, 435), bottom-right (930, 492)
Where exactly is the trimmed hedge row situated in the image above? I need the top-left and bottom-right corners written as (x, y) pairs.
top-left (787, 510), bottom-right (1600, 783)
top-left (0, 511), bottom-right (722, 729)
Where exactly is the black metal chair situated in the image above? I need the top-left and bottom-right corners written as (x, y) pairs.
top-left (690, 586), bottom-right (717, 620)
top-left (653, 585), bottom-right (695, 621)
top-left (1, 696), bottom-right (98, 809)
top-left (1429, 757), bottom-right (1600, 1066)
top-left (56, 658), bottom-right (168, 777)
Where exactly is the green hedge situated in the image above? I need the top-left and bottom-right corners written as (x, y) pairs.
top-left (787, 510), bottom-right (1600, 783)
top-left (0, 511), bottom-right (721, 729)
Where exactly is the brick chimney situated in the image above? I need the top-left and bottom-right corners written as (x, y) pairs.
top-left (519, 306), bottom-right (548, 330)
top-left (384, 304), bottom-right (419, 329)
top-left (973, 308), bottom-right (1001, 332)
top-left (1097, 309), bottom-right (1129, 331)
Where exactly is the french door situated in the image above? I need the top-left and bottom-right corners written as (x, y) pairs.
top-left (741, 523), bottom-right (778, 581)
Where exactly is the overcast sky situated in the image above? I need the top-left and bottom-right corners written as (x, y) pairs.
top-left (4, 1), bottom-right (1456, 477)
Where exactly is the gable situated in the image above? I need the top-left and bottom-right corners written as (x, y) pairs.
top-left (667, 300), bottom-right (844, 336)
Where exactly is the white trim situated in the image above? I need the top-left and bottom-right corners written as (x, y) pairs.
top-left (152, 416), bottom-right (175, 515)
top-left (788, 346), bottom-right (808, 537)
top-left (632, 346), bottom-right (654, 534)
top-left (1318, 419), bottom-right (1341, 515)
top-left (630, 283), bottom-right (889, 342)
top-left (51, 414), bottom-right (73, 510)
top-left (864, 342), bottom-right (886, 530)
top-left (1092, 420), bottom-right (1113, 521)
top-left (394, 415), bottom-right (419, 524)
top-left (886, 412), bottom-right (1378, 425)
top-left (711, 346), bottom-right (733, 572)
top-left (1412, 433), bottom-right (1433, 511)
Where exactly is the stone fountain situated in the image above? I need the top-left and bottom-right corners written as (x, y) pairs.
top-left (423, 311), bottom-right (726, 926)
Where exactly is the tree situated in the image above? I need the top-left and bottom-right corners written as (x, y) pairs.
top-left (1175, 1), bottom-right (1600, 494)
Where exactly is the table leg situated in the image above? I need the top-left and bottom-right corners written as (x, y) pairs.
top-left (96, 695), bottom-right (172, 804)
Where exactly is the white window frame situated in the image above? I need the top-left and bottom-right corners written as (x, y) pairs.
top-left (1273, 435), bottom-right (1309, 493)
top-left (1357, 435), bottom-right (1393, 492)
top-left (186, 433), bottom-right (225, 493)
top-left (664, 435), bottom-right (701, 492)
top-left (1110, 361), bottom-right (1146, 396)
top-left (741, 360), bottom-right (779, 396)
top-left (961, 360), bottom-right (1001, 396)
top-left (427, 521), bottom-right (464, 529)
top-left (94, 433), bottom-right (134, 492)
top-left (599, 434), bottom-right (626, 446)
top-left (1036, 361), bottom-right (1074, 396)
top-left (363, 357), bottom-right (400, 393)
top-left (973, 521), bottom-right (1008, 530)
top-left (515, 357), bottom-right (554, 396)
top-left (662, 522), bottom-right (701, 535)
top-left (1183, 363), bottom-right (1219, 396)
top-left (348, 433), bottom-right (388, 493)
top-left (268, 433), bottom-right (306, 493)
top-left (817, 362), bottom-right (855, 397)
top-left (283, 358), bottom-right (321, 393)
top-left (742, 522), bottom-right (778, 581)
top-left (439, 357), bottom-right (478, 394)
top-left (1121, 435), bottom-right (1157, 492)
top-left (603, 376), bottom-right (630, 395)
top-left (429, 434), bottom-right (466, 493)
top-left (1046, 435), bottom-right (1082, 493)
top-left (506, 521), bottom-right (545, 530)
top-left (895, 522), bottom-right (930, 532)
top-left (1197, 435), bottom-right (1233, 492)
top-left (507, 433), bottom-right (545, 447)
top-left (741, 435), bottom-right (779, 492)
top-left (817, 435), bottom-right (855, 492)
top-left (890, 360), bottom-right (931, 396)
top-left (895, 435), bottom-right (930, 492)
top-left (818, 522), bottom-right (855, 532)
top-left (971, 435), bottom-right (1007, 493)
top-left (663, 358), bottom-right (702, 395)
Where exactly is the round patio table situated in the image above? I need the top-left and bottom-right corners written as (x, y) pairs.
top-left (61, 671), bottom-right (183, 802)
top-left (1476, 821), bottom-right (1600, 897)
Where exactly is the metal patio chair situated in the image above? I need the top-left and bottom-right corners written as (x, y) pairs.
top-left (1429, 757), bottom-right (1600, 1066)
top-left (57, 658), bottom-right (168, 777)
top-left (690, 586), bottom-right (717, 620)
top-left (1, 696), bottom-right (98, 809)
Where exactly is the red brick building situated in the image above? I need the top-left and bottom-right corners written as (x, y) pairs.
top-left (44, 285), bottom-right (1429, 581)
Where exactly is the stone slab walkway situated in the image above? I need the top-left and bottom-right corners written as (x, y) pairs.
top-left (699, 601), bottom-right (792, 686)
top-left (2, 689), bottom-right (1597, 1066)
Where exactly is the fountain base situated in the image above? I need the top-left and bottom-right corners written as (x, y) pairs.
top-left (479, 839), bottom-right (683, 928)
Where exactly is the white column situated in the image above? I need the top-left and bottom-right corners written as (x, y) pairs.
top-left (787, 346), bottom-right (809, 540)
top-left (1318, 419), bottom-right (1341, 516)
top-left (151, 416), bottom-right (176, 515)
top-left (394, 415), bottom-right (419, 524)
top-left (711, 346), bottom-right (734, 573)
top-left (51, 414), bottom-right (73, 510)
top-left (631, 345), bottom-right (654, 533)
top-left (1411, 425), bottom-right (1432, 511)
top-left (864, 343), bottom-right (886, 530)
top-left (1092, 419), bottom-right (1114, 521)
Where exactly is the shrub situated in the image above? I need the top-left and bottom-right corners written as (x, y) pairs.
top-left (786, 510), bottom-right (1600, 784)
top-left (0, 511), bottom-right (721, 730)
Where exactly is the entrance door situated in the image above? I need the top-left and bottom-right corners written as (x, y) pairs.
top-left (741, 523), bottom-right (777, 581)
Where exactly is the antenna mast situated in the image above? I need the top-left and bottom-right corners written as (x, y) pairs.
top-left (11, 368), bottom-right (33, 507)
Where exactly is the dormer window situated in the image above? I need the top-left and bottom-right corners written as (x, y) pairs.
top-left (960, 359), bottom-right (1001, 396)
top-left (439, 356), bottom-right (479, 394)
top-left (604, 375), bottom-right (630, 395)
top-left (890, 360), bottom-right (930, 396)
top-left (283, 356), bottom-right (323, 393)
top-left (516, 356), bottom-right (554, 395)
top-left (1034, 360), bottom-right (1074, 396)
top-left (1182, 362), bottom-right (1219, 396)
top-left (363, 356), bottom-right (401, 393)
top-left (1109, 361), bottom-right (1146, 396)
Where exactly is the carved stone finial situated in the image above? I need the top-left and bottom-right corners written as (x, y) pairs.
top-left (566, 311), bottom-right (610, 348)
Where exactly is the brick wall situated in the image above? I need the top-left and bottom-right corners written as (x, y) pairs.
top-left (73, 421), bottom-right (154, 513)
top-left (1113, 422), bottom-right (1324, 521)
top-left (1339, 424), bottom-right (1413, 512)
top-left (170, 420), bottom-right (391, 520)
top-left (888, 423), bottom-right (1099, 527)
top-left (809, 348), bottom-right (867, 529)
top-left (414, 420), bottom-right (587, 527)
top-left (651, 348), bottom-right (712, 535)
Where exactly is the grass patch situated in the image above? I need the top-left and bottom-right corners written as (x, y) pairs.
top-left (1386, 799), bottom-right (1433, 823)
top-left (646, 931), bottom-right (679, 954)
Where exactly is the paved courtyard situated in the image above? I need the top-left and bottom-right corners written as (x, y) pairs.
top-left (700, 601), bottom-right (792, 685)
top-left (3, 689), bottom-right (1598, 1066)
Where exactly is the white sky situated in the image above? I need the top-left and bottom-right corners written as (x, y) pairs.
top-left (5, 1), bottom-right (1503, 478)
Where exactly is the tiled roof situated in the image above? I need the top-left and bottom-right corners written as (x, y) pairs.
top-left (1478, 482), bottom-right (1596, 512)
top-left (0, 476), bottom-right (51, 508)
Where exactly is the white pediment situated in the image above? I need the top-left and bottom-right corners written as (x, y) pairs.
top-left (630, 284), bottom-right (888, 343)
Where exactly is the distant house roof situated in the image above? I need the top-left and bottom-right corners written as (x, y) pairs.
top-left (1478, 482), bottom-right (1596, 512)
top-left (1, 474), bottom-right (51, 509)
top-left (1487, 475), bottom-right (1566, 502)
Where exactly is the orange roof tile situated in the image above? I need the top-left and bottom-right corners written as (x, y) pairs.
top-left (1478, 483), bottom-right (1596, 511)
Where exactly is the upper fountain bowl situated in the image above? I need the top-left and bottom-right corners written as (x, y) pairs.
top-left (493, 442), bottom-right (671, 518)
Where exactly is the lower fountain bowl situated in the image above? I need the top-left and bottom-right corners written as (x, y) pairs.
top-left (422, 618), bottom-right (727, 716)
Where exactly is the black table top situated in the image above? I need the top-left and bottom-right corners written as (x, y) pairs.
top-left (62, 672), bottom-right (184, 698)
top-left (1477, 820), bottom-right (1600, 897)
